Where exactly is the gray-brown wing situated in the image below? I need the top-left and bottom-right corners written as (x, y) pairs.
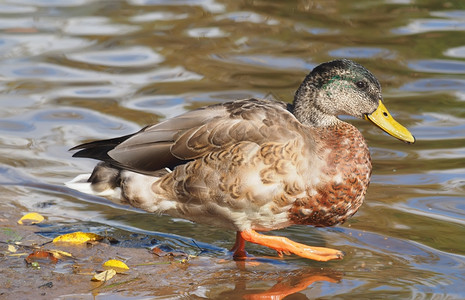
top-left (105, 106), bottom-right (226, 174)
top-left (105, 98), bottom-right (305, 175)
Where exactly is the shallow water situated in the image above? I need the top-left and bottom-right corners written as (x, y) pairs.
top-left (0, 0), bottom-right (464, 298)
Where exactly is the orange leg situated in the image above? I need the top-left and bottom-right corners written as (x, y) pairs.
top-left (231, 231), bottom-right (247, 259)
top-left (235, 229), bottom-right (343, 261)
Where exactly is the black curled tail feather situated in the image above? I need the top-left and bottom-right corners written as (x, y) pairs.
top-left (70, 133), bottom-right (136, 163)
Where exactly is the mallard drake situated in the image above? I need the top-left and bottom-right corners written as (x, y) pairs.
top-left (67, 59), bottom-right (414, 261)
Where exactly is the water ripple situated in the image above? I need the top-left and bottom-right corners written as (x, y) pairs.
top-left (0, 35), bottom-right (93, 59)
top-left (431, 10), bottom-right (465, 19)
top-left (373, 166), bottom-right (465, 192)
top-left (0, 120), bottom-right (35, 132)
top-left (126, 90), bottom-right (261, 119)
top-left (444, 45), bottom-right (465, 59)
top-left (138, 66), bottom-right (203, 83)
top-left (0, 17), bottom-right (34, 30)
top-left (393, 18), bottom-right (465, 34)
top-left (400, 78), bottom-right (465, 92)
top-left (0, 3), bottom-right (37, 13)
top-left (408, 59), bottom-right (465, 74)
top-left (216, 11), bottom-right (279, 25)
top-left (10, 0), bottom-right (99, 7)
top-left (329, 47), bottom-right (395, 59)
top-left (370, 147), bottom-right (409, 160)
top-left (373, 173), bottom-right (445, 187)
top-left (212, 54), bottom-right (314, 70)
top-left (63, 16), bottom-right (139, 36)
top-left (28, 107), bottom-right (136, 133)
top-left (186, 27), bottom-right (228, 38)
top-left (50, 85), bottom-right (129, 99)
top-left (407, 196), bottom-right (465, 223)
top-left (67, 46), bottom-right (164, 67)
top-left (297, 25), bottom-right (335, 35)
top-left (126, 95), bottom-right (187, 119)
top-left (1, 61), bottom-right (97, 81)
top-left (128, 0), bottom-right (225, 13)
top-left (410, 113), bottom-right (465, 140)
top-left (417, 147), bottom-right (465, 159)
top-left (129, 11), bottom-right (188, 23)
top-left (0, 62), bottom-right (203, 84)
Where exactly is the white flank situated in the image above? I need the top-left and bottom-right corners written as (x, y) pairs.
top-left (65, 173), bottom-right (122, 200)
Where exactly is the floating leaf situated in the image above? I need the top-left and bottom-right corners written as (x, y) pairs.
top-left (53, 232), bottom-right (103, 244)
top-left (48, 249), bottom-right (74, 259)
top-left (92, 269), bottom-right (116, 282)
top-left (7, 245), bottom-right (17, 253)
top-left (17, 212), bottom-right (44, 225)
top-left (9, 253), bottom-right (29, 257)
top-left (24, 249), bottom-right (74, 264)
top-left (152, 246), bottom-right (164, 256)
top-left (103, 259), bottom-right (129, 273)
top-left (152, 246), bottom-right (187, 258)
top-left (25, 250), bottom-right (58, 264)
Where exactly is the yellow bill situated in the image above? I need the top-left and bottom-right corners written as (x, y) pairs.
top-left (365, 100), bottom-right (415, 144)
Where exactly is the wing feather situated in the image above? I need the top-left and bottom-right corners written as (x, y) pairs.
top-left (72, 98), bottom-right (305, 175)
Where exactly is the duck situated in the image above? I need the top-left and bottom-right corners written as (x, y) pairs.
top-left (67, 59), bottom-right (415, 261)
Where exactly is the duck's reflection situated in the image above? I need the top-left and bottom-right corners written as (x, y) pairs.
top-left (218, 262), bottom-right (342, 300)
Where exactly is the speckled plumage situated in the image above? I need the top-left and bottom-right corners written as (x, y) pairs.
top-left (68, 59), bottom-right (413, 261)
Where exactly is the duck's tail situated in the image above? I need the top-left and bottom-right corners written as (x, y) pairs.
top-left (66, 162), bottom-right (127, 205)
top-left (65, 172), bottom-right (123, 204)
top-left (66, 162), bottom-right (175, 213)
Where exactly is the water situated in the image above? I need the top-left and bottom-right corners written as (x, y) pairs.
top-left (0, 0), bottom-right (464, 298)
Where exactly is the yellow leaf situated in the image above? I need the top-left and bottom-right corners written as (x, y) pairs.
top-left (7, 245), bottom-right (17, 253)
top-left (9, 253), bottom-right (28, 257)
top-left (103, 259), bottom-right (129, 273)
top-left (91, 269), bottom-right (116, 282)
top-left (53, 232), bottom-right (103, 244)
top-left (17, 212), bottom-right (44, 225)
top-left (48, 250), bottom-right (74, 259)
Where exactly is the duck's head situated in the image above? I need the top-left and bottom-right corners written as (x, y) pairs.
top-left (294, 59), bottom-right (415, 143)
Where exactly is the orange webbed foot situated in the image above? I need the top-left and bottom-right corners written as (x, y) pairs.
top-left (237, 229), bottom-right (343, 261)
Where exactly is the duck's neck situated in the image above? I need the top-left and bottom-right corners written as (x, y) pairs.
top-left (291, 81), bottom-right (341, 127)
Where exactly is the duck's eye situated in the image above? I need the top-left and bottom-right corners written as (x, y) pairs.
top-left (356, 81), bottom-right (366, 89)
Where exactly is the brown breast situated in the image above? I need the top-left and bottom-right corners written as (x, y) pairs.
top-left (288, 122), bottom-right (372, 227)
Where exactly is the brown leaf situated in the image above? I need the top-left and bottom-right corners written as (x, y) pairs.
top-left (152, 246), bottom-right (187, 258)
top-left (25, 250), bottom-right (58, 264)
